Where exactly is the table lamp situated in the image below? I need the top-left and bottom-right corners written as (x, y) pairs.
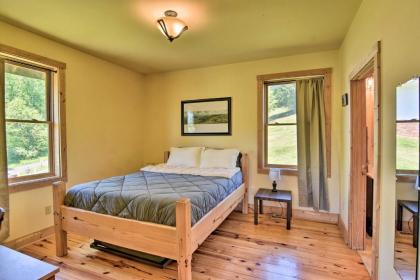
top-left (269, 168), bottom-right (281, 192)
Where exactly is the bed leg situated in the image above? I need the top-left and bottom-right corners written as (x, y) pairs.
top-left (241, 153), bottom-right (249, 214)
top-left (53, 181), bottom-right (68, 257)
top-left (242, 195), bottom-right (249, 214)
top-left (176, 198), bottom-right (192, 280)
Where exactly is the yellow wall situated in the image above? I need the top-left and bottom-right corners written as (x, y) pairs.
top-left (143, 50), bottom-right (342, 213)
top-left (0, 21), bottom-right (146, 241)
top-left (338, 0), bottom-right (420, 278)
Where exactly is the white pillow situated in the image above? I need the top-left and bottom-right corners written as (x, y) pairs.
top-left (200, 149), bottom-right (240, 169)
top-left (167, 147), bottom-right (203, 167)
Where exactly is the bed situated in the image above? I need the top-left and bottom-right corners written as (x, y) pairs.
top-left (52, 151), bottom-right (249, 280)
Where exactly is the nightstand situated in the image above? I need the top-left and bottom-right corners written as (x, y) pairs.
top-left (254, 188), bottom-right (292, 230)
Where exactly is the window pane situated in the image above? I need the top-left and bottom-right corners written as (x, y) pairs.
top-left (5, 63), bottom-right (48, 121)
top-left (396, 122), bottom-right (419, 171)
top-left (6, 122), bottom-right (50, 178)
top-left (267, 125), bottom-right (297, 166)
top-left (396, 78), bottom-right (419, 121)
top-left (267, 82), bottom-right (296, 124)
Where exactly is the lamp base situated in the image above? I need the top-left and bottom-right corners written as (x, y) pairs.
top-left (272, 181), bottom-right (277, 192)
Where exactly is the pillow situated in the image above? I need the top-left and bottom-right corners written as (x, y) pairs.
top-left (167, 147), bottom-right (203, 167)
top-left (200, 149), bottom-right (240, 169)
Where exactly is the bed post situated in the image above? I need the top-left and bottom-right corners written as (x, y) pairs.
top-left (164, 151), bottom-right (170, 163)
top-left (241, 153), bottom-right (249, 214)
top-left (176, 198), bottom-right (192, 280)
top-left (52, 181), bottom-right (68, 257)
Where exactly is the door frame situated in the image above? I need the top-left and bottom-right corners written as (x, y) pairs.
top-left (348, 41), bottom-right (381, 279)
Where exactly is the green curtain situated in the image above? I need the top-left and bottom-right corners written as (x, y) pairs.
top-left (0, 61), bottom-right (9, 242)
top-left (296, 78), bottom-right (329, 211)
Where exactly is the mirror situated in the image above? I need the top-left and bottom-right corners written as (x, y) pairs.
top-left (394, 77), bottom-right (419, 280)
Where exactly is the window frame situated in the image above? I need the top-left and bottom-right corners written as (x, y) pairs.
top-left (0, 44), bottom-right (67, 193)
top-left (264, 81), bottom-right (298, 169)
top-left (257, 68), bottom-right (332, 176)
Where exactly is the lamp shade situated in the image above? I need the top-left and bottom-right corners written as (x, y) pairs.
top-left (157, 10), bottom-right (188, 42)
top-left (269, 168), bottom-right (281, 181)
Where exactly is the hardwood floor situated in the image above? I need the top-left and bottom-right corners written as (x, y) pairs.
top-left (394, 231), bottom-right (417, 280)
top-left (19, 212), bottom-right (370, 280)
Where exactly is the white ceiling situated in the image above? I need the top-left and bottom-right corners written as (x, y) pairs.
top-left (0, 0), bottom-right (362, 74)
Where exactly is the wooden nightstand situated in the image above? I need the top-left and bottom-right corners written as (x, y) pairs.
top-left (254, 188), bottom-right (292, 230)
top-left (397, 200), bottom-right (418, 248)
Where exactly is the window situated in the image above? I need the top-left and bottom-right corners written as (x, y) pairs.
top-left (1, 44), bottom-right (67, 191)
top-left (266, 82), bottom-right (297, 166)
top-left (5, 62), bottom-right (52, 179)
top-left (396, 78), bottom-right (419, 174)
top-left (257, 68), bottom-right (332, 176)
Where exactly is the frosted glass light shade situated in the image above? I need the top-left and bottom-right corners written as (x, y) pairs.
top-left (157, 10), bottom-right (188, 42)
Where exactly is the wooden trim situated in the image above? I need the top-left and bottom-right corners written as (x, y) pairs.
top-left (8, 176), bottom-right (64, 193)
top-left (59, 68), bottom-right (68, 181)
top-left (324, 70), bottom-right (332, 177)
top-left (257, 68), bottom-right (332, 177)
top-left (4, 226), bottom-right (54, 250)
top-left (338, 215), bottom-right (349, 245)
top-left (0, 43), bottom-right (66, 70)
top-left (347, 41), bottom-right (381, 280)
top-left (257, 68), bottom-right (332, 82)
top-left (371, 42), bottom-right (381, 280)
top-left (249, 203), bottom-right (339, 224)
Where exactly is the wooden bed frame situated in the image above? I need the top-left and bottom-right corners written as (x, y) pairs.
top-left (52, 152), bottom-right (249, 280)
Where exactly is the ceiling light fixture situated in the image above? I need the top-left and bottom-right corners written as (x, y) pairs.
top-left (157, 10), bottom-right (188, 42)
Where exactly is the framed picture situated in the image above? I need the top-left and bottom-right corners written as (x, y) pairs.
top-left (181, 97), bottom-right (231, 135)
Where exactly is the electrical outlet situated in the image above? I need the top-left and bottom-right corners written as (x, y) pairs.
top-left (45, 205), bottom-right (52, 215)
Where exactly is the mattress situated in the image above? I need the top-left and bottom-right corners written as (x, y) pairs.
top-left (64, 170), bottom-right (243, 226)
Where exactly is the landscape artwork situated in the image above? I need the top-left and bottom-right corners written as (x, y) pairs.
top-left (181, 97), bottom-right (231, 135)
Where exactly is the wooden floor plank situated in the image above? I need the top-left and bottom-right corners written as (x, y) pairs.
top-left (19, 212), bottom-right (370, 280)
top-left (394, 231), bottom-right (416, 280)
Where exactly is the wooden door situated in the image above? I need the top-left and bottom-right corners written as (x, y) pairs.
top-left (349, 79), bottom-right (367, 250)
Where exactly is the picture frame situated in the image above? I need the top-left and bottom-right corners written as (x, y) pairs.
top-left (181, 97), bottom-right (232, 136)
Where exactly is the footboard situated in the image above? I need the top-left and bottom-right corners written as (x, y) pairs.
top-left (53, 181), bottom-right (192, 279)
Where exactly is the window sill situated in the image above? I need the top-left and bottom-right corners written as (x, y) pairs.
top-left (396, 174), bottom-right (418, 183)
top-left (258, 167), bottom-right (298, 176)
top-left (8, 176), bottom-right (66, 193)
